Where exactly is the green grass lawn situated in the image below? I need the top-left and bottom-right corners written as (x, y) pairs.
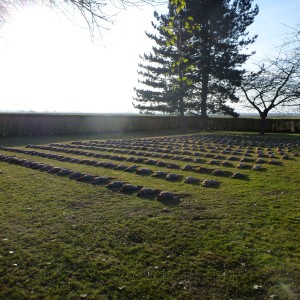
top-left (0, 131), bottom-right (299, 299)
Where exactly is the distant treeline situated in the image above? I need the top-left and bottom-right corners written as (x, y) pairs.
top-left (0, 113), bottom-right (299, 136)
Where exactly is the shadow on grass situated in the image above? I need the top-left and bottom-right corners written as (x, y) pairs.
top-left (157, 197), bottom-right (181, 206)
top-left (0, 129), bottom-right (201, 147)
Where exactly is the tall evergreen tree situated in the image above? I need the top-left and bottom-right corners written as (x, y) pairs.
top-left (187, 0), bottom-right (259, 127)
top-left (134, 0), bottom-right (258, 129)
top-left (133, 5), bottom-right (198, 129)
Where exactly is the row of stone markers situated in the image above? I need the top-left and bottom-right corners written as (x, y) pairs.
top-left (68, 134), bottom-right (299, 157)
top-left (23, 143), bottom-right (280, 174)
top-left (73, 134), bottom-right (299, 149)
top-left (0, 153), bottom-right (185, 201)
top-left (0, 146), bottom-right (248, 183)
top-left (48, 140), bottom-right (295, 161)
top-left (34, 139), bottom-right (293, 169)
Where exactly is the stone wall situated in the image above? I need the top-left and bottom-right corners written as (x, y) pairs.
top-left (0, 113), bottom-right (299, 136)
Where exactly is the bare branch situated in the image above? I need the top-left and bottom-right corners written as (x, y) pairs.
top-left (240, 26), bottom-right (300, 122)
top-left (0, 0), bottom-right (166, 34)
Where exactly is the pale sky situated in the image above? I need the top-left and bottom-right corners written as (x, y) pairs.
top-left (0, 1), bottom-right (299, 113)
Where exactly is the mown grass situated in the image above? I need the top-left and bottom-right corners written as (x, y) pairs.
top-left (0, 131), bottom-right (299, 299)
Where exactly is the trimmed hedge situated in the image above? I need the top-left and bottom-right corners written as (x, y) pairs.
top-left (0, 113), bottom-right (299, 136)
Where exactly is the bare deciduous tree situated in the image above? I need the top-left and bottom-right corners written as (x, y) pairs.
top-left (0, 0), bottom-right (165, 33)
top-left (240, 25), bottom-right (300, 134)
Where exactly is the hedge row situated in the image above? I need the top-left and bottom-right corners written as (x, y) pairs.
top-left (0, 113), bottom-right (299, 136)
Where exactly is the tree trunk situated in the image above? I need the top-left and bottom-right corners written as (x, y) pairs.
top-left (199, 22), bottom-right (211, 132)
top-left (200, 72), bottom-right (209, 131)
top-left (259, 113), bottom-right (268, 135)
top-left (179, 95), bottom-right (186, 132)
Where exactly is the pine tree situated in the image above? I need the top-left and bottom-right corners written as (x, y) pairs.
top-left (134, 0), bottom-right (258, 130)
top-left (186, 0), bottom-right (259, 128)
top-left (133, 5), bottom-right (198, 129)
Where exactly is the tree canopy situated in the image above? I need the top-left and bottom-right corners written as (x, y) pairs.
top-left (240, 25), bottom-right (300, 134)
top-left (186, 0), bottom-right (258, 118)
top-left (133, 5), bottom-right (198, 121)
top-left (133, 0), bottom-right (259, 129)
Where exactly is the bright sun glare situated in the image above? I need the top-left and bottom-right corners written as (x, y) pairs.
top-left (2, 1), bottom-right (298, 114)
top-left (0, 4), bottom-right (154, 113)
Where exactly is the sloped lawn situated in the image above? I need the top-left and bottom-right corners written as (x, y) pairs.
top-left (0, 131), bottom-right (299, 299)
